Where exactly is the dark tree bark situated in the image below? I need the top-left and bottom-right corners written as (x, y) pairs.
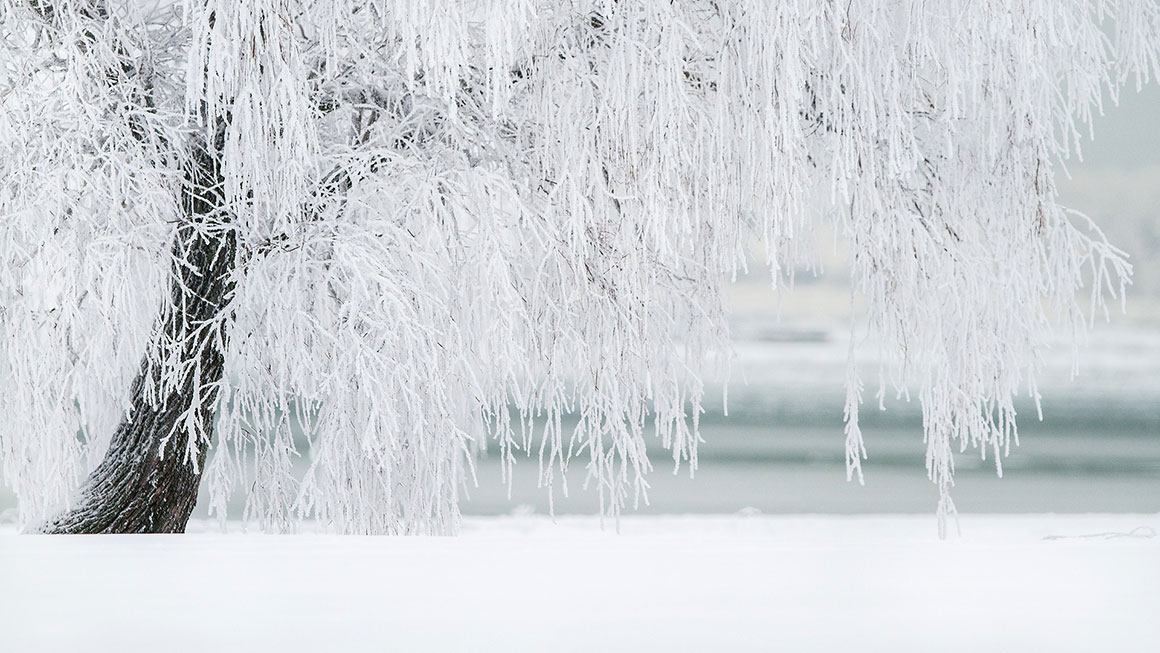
top-left (44, 141), bottom-right (234, 534)
top-left (26, 1), bottom-right (241, 534)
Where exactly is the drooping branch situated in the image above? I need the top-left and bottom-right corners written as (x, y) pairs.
top-left (2, 0), bottom-right (1156, 537)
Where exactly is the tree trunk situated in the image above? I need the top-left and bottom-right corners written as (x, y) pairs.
top-left (44, 142), bottom-right (234, 534)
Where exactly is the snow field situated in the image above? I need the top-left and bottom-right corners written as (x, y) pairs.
top-left (1, 514), bottom-right (1157, 652)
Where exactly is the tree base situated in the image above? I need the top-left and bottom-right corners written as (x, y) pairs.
top-left (45, 215), bottom-right (233, 533)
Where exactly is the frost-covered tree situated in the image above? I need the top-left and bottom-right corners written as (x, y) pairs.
top-left (1, 1), bottom-right (1156, 535)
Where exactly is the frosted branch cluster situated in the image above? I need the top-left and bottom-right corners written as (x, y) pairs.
top-left (1, 0), bottom-right (1155, 533)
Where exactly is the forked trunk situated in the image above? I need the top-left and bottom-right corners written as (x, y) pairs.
top-left (44, 143), bottom-right (233, 534)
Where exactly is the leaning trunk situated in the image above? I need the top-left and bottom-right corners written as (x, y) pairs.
top-left (45, 142), bottom-right (233, 534)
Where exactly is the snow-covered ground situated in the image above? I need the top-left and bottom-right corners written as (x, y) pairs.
top-left (2, 514), bottom-right (1157, 653)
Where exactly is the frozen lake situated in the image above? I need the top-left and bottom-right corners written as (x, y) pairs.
top-left (1, 326), bottom-right (1157, 523)
top-left (464, 325), bottom-right (1160, 517)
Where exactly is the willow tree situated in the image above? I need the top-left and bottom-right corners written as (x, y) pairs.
top-left (1, 0), bottom-right (1155, 535)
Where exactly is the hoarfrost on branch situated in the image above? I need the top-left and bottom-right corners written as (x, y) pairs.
top-left (1, 0), bottom-right (1156, 534)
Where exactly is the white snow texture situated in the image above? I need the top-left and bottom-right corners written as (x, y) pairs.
top-left (1, 1), bottom-right (1157, 533)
